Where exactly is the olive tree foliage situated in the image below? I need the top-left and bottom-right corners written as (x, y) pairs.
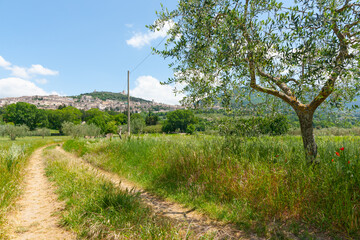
top-left (0, 124), bottom-right (29, 141)
top-left (152, 0), bottom-right (360, 161)
top-left (31, 128), bottom-right (52, 138)
top-left (61, 122), bottom-right (101, 138)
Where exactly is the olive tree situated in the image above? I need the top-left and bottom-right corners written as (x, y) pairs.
top-left (152, 0), bottom-right (360, 161)
top-left (0, 124), bottom-right (29, 141)
top-left (62, 122), bottom-right (101, 138)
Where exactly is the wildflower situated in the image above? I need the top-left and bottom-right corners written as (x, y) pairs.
top-left (348, 161), bottom-right (350, 164)
top-left (335, 152), bottom-right (340, 157)
top-left (332, 159), bottom-right (334, 162)
top-left (275, 155), bottom-right (279, 158)
top-left (340, 147), bottom-right (344, 151)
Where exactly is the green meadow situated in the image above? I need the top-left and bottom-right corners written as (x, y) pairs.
top-left (63, 134), bottom-right (360, 239)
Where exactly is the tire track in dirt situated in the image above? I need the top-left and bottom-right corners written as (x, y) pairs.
top-left (6, 146), bottom-right (76, 240)
top-left (56, 146), bottom-right (263, 240)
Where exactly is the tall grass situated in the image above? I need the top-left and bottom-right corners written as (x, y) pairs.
top-left (0, 136), bottom-right (68, 238)
top-left (43, 148), bottom-right (184, 239)
top-left (63, 135), bottom-right (360, 238)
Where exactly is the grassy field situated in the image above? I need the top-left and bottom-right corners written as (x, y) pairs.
top-left (63, 134), bottom-right (360, 239)
top-left (0, 136), bottom-right (68, 238)
top-left (43, 147), bottom-right (187, 239)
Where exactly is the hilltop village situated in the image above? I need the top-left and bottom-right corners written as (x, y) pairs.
top-left (0, 92), bottom-right (182, 113)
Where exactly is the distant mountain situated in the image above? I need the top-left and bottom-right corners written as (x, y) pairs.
top-left (71, 91), bottom-right (151, 103)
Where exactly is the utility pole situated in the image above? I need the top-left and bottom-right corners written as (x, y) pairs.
top-left (127, 70), bottom-right (131, 136)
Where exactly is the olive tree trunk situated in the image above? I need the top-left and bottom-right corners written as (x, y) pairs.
top-left (296, 110), bottom-right (317, 163)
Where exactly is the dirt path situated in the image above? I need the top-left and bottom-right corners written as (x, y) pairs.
top-left (56, 146), bottom-right (262, 240)
top-left (6, 146), bottom-right (76, 240)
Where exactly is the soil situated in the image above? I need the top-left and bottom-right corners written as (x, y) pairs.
top-left (6, 146), bottom-right (76, 240)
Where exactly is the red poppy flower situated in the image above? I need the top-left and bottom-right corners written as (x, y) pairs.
top-left (275, 155), bottom-right (279, 158)
top-left (340, 147), bottom-right (344, 151)
top-left (348, 161), bottom-right (350, 164)
top-left (335, 152), bottom-right (340, 157)
top-left (331, 159), bottom-right (334, 162)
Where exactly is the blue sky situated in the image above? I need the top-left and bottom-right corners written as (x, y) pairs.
top-left (0, 0), bottom-right (183, 105)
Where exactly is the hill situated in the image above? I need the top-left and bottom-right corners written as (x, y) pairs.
top-left (71, 91), bottom-right (151, 103)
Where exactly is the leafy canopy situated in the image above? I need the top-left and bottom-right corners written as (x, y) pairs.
top-left (152, 0), bottom-right (360, 111)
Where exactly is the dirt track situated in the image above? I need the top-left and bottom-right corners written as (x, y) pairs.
top-left (6, 146), bottom-right (76, 240)
top-left (6, 145), bottom-right (262, 239)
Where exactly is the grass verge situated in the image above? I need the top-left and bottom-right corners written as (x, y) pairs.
top-left (43, 147), bottom-right (186, 239)
top-left (63, 135), bottom-right (360, 239)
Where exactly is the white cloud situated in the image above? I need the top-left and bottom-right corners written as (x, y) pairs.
top-left (131, 75), bottom-right (184, 105)
top-left (28, 64), bottom-right (59, 76)
top-left (126, 20), bottom-right (174, 49)
top-left (125, 23), bottom-right (134, 28)
top-left (10, 66), bottom-right (30, 79)
top-left (0, 77), bottom-right (49, 98)
top-left (0, 56), bottom-right (11, 68)
top-left (0, 56), bottom-right (60, 98)
top-left (35, 78), bottom-right (48, 84)
top-left (0, 55), bottom-right (58, 80)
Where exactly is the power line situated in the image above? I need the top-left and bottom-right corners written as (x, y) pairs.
top-left (130, 35), bottom-right (167, 73)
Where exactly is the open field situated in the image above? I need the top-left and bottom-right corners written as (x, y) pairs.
top-left (63, 134), bottom-right (360, 239)
top-left (0, 136), bottom-right (68, 238)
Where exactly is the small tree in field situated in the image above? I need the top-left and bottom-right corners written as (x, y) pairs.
top-left (0, 124), bottom-right (29, 141)
top-left (62, 122), bottom-right (101, 138)
top-left (33, 128), bottom-right (51, 138)
top-left (152, 0), bottom-right (360, 162)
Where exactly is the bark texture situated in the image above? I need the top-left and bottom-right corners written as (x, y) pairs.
top-left (296, 109), bottom-right (317, 163)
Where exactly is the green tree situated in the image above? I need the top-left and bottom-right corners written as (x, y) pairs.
top-left (59, 106), bottom-right (82, 125)
top-left (153, 0), bottom-right (360, 161)
top-left (162, 109), bottom-right (198, 133)
top-left (84, 108), bottom-right (113, 133)
top-left (114, 113), bottom-right (127, 125)
top-left (46, 109), bottom-right (63, 130)
top-left (3, 102), bottom-right (39, 130)
top-left (33, 128), bottom-right (51, 138)
top-left (145, 111), bottom-right (159, 126)
top-left (129, 113), bottom-right (146, 134)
